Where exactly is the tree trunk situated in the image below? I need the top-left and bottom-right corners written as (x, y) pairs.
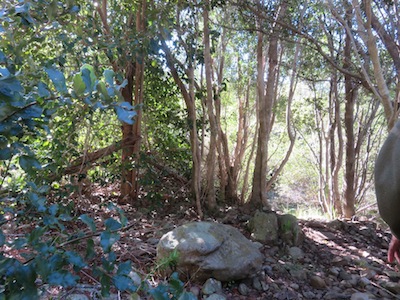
top-left (330, 73), bottom-right (344, 216)
top-left (250, 19), bottom-right (268, 208)
top-left (203, 3), bottom-right (217, 210)
top-left (343, 5), bottom-right (357, 218)
top-left (125, 0), bottom-right (146, 202)
top-left (120, 62), bottom-right (136, 202)
top-left (159, 36), bottom-right (203, 218)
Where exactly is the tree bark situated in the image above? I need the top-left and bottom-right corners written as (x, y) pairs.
top-left (203, 2), bottom-right (217, 210)
top-left (330, 73), bottom-right (344, 216)
top-left (159, 35), bottom-right (204, 218)
top-left (343, 4), bottom-right (357, 218)
top-left (120, 62), bottom-right (136, 202)
top-left (250, 16), bottom-right (268, 208)
top-left (250, 2), bottom-right (286, 208)
top-left (128, 0), bottom-right (146, 201)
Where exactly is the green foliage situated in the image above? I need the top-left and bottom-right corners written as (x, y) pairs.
top-left (0, 1), bottom-right (139, 298)
top-left (148, 272), bottom-right (197, 300)
top-left (155, 249), bottom-right (179, 273)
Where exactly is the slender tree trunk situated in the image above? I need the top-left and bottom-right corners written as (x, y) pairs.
top-left (203, 3), bottom-right (217, 210)
top-left (343, 5), bottom-right (357, 218)
top-left (250, 2), bottom-right (286, 209)
top-left (128, 0), bottom-right (146, 202)
top-left (214, 25), bottom-right (238, 204)
top-left (159, 36), bottom-right (203, 218)
top-left (120, 62), bottom-right (136, 202)
top-left (250, 19), bottom-right (268, 208)
top-left (266, 38), bottom-right (298, 192)
top-left (330, 73), bottom-right (344, 216)
top-left (314, 99), bottom-right (329, 215)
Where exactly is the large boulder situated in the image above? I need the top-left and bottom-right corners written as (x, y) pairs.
top-left (157, 222), bottom-right (263, 282)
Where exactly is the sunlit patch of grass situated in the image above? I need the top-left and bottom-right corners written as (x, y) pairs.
top-left (280, 205), bottom-right (331, 221)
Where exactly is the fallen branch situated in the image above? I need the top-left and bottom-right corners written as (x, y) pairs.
top-left (49, 136), bottom-right (141, 180)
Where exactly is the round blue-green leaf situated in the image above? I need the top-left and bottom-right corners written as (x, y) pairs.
top-left (79, 214), bottom-right (96, 232)
top-left (73, 73), bottom-right (85, 95)
top-left (45, 67), bottom-right (67, 94)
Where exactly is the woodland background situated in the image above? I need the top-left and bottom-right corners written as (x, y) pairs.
top-left (1, 0), bottom-right (399, 297)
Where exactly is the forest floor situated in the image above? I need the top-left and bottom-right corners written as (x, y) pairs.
top-left (34, 184), bottom-right (400, 299)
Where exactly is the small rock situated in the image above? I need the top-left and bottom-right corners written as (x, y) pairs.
top-left (349, 274), bottom-right (360, 287)
top-left (329, 266), bottom-right (340, 277)
top-left (358, 276), bottom-right (371, 287)
top-left (290, 283), bottom-right (299, 290)
top-left (290, 268), bottom-right (307, 280)
top-left (360, 269), bottom-right (377, 279)
top-left (238, 283), bottom-right (250, 296)
top-left (202, 278), bottom-right (222, 295)
top-left (65, 295), bottom-right (89, 300)
top-left (288, 246), bottom-right (304, 260)
top-left (261, 281), bottom-right (269, 291)
top-left (350, 292), bottom-right (375, 300)
top-left (332, 256), bottom-right (346, 266)
top-left (252, 277), bottom-right (263, 291)
top-left (324, 291), bottom-right (350, 299)
top-left (204, 294), bottom-right (227, 300)
top-left (340, 280), bottom-right (353, 289)
top-left (310, 275), bottom-right (327, 289)
top-left (302, 291), bottom-right (316, 298)
top-left (274, 289), bottom-right (299, 300)
top-left (339, 270), bottom-right (352, 281)
top-left (189, 286), bottom-right (200, 297)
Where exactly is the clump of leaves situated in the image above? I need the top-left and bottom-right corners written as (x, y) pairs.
top-left (148, 272), bottom-right (197, 300)
top-left (155, 249), bottom-right (180, 273)
top-left (0, 2), bottom-right (140, 298)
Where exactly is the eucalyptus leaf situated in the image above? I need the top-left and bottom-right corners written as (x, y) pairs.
top-left (116, 261), bottom-right (131, 276)
top-left (104, 218), bottom-right (122, 231)
top-left (73, 73), bottom-right (85, 95)
top-left (45, 67), bottom-right (67, 93)
top-left (100, 231), bottom-right (120, 253)
top-left (115, 105), bottom-right (136, 125)
top-left (79, 214), bottom-right (96, 232)
top-left (64, 251), bottom-right (86, 269)
top-left (0, 148), bottom-right (12, 160)
top-left (37, 81), bottom-right (50, 98)
top-left (113, 275), bottom-right (136, 292)
top-left (103, 69), bottom-right (115, 86)
top-left (47, 271), bottom-right (78, 287)
top-left (19, 155), bottom-right (42, 173)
